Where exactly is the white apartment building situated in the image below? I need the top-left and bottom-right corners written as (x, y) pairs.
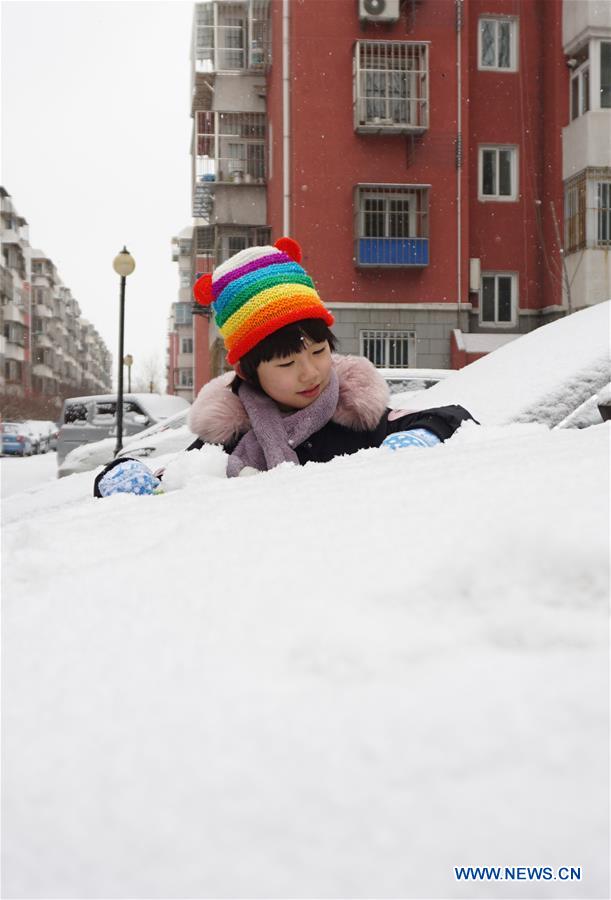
top-left (1, 187), bottom-right (111, 403)
top-left (563, 0), bottom-right (611, 307)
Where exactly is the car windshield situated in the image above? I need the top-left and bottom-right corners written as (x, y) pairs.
top-left (2, 424), bottom-right (19, 434)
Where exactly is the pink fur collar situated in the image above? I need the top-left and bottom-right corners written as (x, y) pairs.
top-left (188, 354), bottom-right (390, 445)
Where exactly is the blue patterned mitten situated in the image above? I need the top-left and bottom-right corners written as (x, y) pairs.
top-left (96, 459), bottom-right (163, 497)
top-left (382, 428), bottom-right (441, 451)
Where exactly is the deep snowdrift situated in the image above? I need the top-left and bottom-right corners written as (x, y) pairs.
top-left (2, 422), bottom-right (609, 898)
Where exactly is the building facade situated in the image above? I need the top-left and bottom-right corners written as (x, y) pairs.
top-left (172, 0), bottom-right (597, 389)
top-left (1, 187), bottom-right (111, 408)
top-left (562, 0), bottom-right (611, 307)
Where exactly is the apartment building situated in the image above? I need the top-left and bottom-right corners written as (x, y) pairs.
top-left (562, 0), bottom-right (611, 307)
top-left (1, 189), bottom-right (31, 394)
top-left (172, 0), bottom-right (586, 389)
top-left (167, 227), bottom-right (197, 402)
top-left (1, 187), bottom-right (111, 405)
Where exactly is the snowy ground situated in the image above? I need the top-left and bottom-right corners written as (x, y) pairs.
top-left (1, 452), bottom-right (58, 499)
top-left (2, 420), bottom-right (609, 899)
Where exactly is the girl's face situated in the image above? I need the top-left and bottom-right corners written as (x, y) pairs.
top-left (255, 339), bottom-right (333, 410)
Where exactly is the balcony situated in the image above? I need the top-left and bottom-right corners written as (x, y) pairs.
top-left (3, 302), bottom-right (26, 324)
top-left (193, 1), bottom-right (270, 74)
top-left (34, 332), bottom-right (54, 349)
top-left (32, 363), bottom-right (55, 379)
top-left (194, 224), bottom-right (271, 274)
top-left (194, 111), bottom-right (266, 184)
top-left (354, 184), bottom-right (430, 267)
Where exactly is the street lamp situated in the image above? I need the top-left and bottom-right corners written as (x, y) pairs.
top-left (112, 247), bottom-right (135, 455)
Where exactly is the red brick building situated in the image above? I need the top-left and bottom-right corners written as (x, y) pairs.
top-left (181, 0), bottom-right (568, 391)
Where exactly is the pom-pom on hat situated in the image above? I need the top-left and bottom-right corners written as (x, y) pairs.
top-left (193, 237), bottom-right (334, 365)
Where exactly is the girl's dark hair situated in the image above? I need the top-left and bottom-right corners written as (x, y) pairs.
top-left (231, 318), bottom-right (338, 393)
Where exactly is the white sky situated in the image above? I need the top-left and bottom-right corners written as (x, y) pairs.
top-left (1, 0), bottom-right (194, 390)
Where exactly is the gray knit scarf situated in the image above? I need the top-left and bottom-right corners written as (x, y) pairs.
top-left (226, 367), bottom-right (339, 477)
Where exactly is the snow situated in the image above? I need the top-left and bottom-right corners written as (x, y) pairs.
top-left (2, 421), bottom-right (609, 899)
top-left (1, 452), bottom-right (58, 499)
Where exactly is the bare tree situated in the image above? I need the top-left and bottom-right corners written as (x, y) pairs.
top-left (130, 353), bottom-right (165, 393)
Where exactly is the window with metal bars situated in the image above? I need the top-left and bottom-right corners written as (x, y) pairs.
top-left (195, 111), bottom-right (266, 183)
top-left (564, 172), bottom-right (586, 253)
top-left (354, 41), bottom-right (428, 132)
top-left (564, 169), bottom-right (611, 252)
top-left (360, 330), bottom-right (416, 368)
top-left (355, 185), bottom-right (429, 266)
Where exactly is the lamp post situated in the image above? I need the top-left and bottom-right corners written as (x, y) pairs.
top-left (112, 247), bottom-right (135, 455)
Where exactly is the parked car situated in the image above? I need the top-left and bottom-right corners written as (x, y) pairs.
top-left (57, 409), bottom-right (195, 477)
top-left (389, 302), bottom-right (610, 429)
top-left (24, 420), bottom-right (56, 454)
top-left (1, 423), bottom-right (34, 457)
top-left (57, 393), bottom-right (190, 466)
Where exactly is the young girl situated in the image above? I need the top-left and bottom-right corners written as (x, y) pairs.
top-left (95, 238), bottom-right (474, 496)
top-left (185, 237), bottom-right (474, 472)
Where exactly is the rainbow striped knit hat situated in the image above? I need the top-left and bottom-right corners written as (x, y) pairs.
top-left (193, 237), bottom-right (334, 365)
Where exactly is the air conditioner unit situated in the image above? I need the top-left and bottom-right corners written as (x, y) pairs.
top-left (359, 0), bottom-right (400, 23)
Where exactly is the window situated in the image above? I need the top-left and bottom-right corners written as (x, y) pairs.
top-left (180, 270), bottom-right (192, 289)
top-left (181, 337), bottom-right (194, 354)
top-left (175, 302), bottom-right (192, 325)
top-left (355, 184), bottom-right (429, 266)
top-left (601, 42), bottom-right (611, 107)
top-left (360, 330), bottom-right (416, 367)
top-left (3, 322), bottom-right (24, 345)
top-left (354, 41), bottom-right (428, 132)
top-left (4, 360), bottom-right (23, 383)
top-left (480, 273), bottom-right (516, 326)
top-left (179, 369), bottom-right (194, 388)
top-left (479, 146), bottom-right (518, 201)
top-left (564, 168), bottom-right (611, 252)
top-left (597, 181), bottom-right (611, 246)
top-left (570, 45), bottom-right (590, 120)
top-left (479, 18), bottom-right (518, 71)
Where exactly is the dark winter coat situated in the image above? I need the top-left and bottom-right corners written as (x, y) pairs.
top-left (186, 354), bottom-right (475, 466)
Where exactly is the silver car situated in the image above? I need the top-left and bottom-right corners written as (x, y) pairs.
top-left (57, 393), bottom-right (190, 466)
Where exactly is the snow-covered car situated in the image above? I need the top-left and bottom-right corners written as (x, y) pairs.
top-left (57, 393), bottom-right (190, 466)
top-left (389, 301), bottom-right (610, 429)
top-left (24, 420), bottom-right (57, 454)
top-left (57, 409), bottom-right (195, 477)
top-left (1, 423), bottom-right (34, 456)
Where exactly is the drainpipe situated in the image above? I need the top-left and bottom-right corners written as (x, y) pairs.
top-left (282, 0), bottom-right (290, 234)
top-left (456, 0), bottom-right (463, 327)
